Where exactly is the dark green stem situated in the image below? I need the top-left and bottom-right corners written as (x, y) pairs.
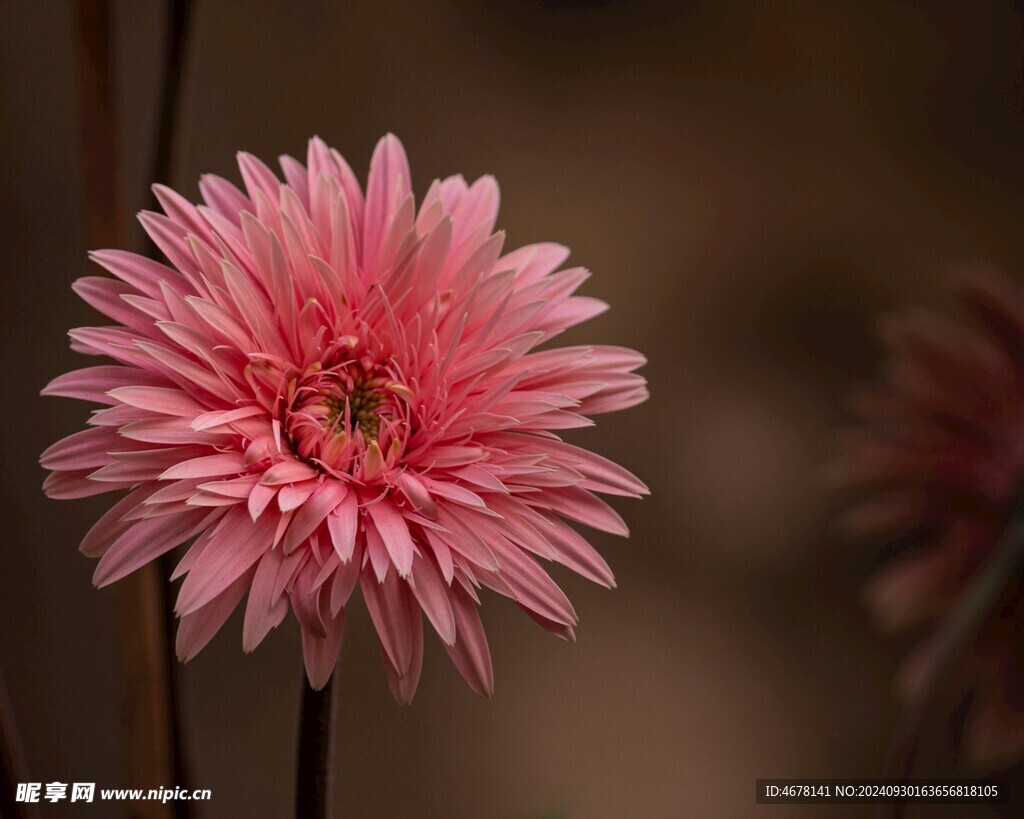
top-left (295, 673), bottom-right (338, 819)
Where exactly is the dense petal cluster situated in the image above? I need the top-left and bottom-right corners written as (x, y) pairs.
top-left (40, 135), bottom-right (648, 697)
top-left (831, 272), bottom-right (1024, 764)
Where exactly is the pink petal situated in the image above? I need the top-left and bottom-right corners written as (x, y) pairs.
top-left (432, 508), bottom-right (499, 570)
top-left (196, 475), bottom-right (259, 499)
top-left (381, 596), bottom-right (423, 705)
top-left (450, 175), bottom-right (499, 251)
top-left (160, 452), bottom-right (245, 480)
top-left (71, 277), bottom-right (154, 334)
top-left (396, 472), bottom-right (437, 518)
top-left (541, 439), bottom-right (648, 496)
top-left (365, 519), bottom-right (390, 583)
top-left (420, 477), bottom-right (488, 510)
top-left (366, 500), bottom-right (415, 578)
top-left (120, 419), bottom-right (226, 444)
top-left (93, 509), bottom-right (210, 587)
top-left (278, 480), bottom-right (318, 514)
top-left (539, 487), bottom-right (629, 536)
top-left (362, 134), bottom-right (410, 274)
top-left (282, 481), bottom-right (348, 553)
top-left (544, 517), bottom-right (616, 589)
top-left (423, 529), bottom-right (455, 584)
top-left (42, 366), bottom-right (167, 405)
top-left (290, 555), bottom-right (329, 638)
top-left (176, 568), bottom-right (253, 662)
top-left (175, 507), bottom-right (277, 616)
top-left (327, 492), bottom-right (360, 562)
top-left (87, 249), bottom-right (188, 298)
top-left (329, 541), bottom-right (363, 616)
top-left (237, 152), bottom-right (282, 207)
top-left (170, 526), bottom-right (217, 580)
top-left (79, 483), bottom-right (161, 557)
top-left (499, 242), bottom-right (570, 285)
top-left (198, 174), bottom-right (252, 224)
top-left (260, 459), bottom-right (319, 485)
top-left (301, 608), bottom-right (346, 691)
top-left (242, 548), bottom-right (290, 653)
top-left (443, 582), bottom-right (494, 697)
top-left (138, 211), bottom-right (200, 277)
top-left (247, 481), bottom-right (278, 521)
top-left (409, 553), bottom-right (456, 645)
top-left (43, 469), bottom-right (119, 499)
top-left (360, 565), bottom-right (414, 676)
top-left (485, 538), bottom-right (577, 626)
top-left (518, 605), bottom-right (576, 643)
top-left (40, 427), bottom-right (118, 471)
top-left (279, 154), bottom-right (310, 206)
top-left (191, 405), bottom-right (265, 431)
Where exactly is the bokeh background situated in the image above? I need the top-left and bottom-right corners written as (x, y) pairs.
top-left (3, 1), bottom-right (1024, 816)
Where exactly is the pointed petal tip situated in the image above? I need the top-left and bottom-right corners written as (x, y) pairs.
top-left (305, 667), bottom-right (335, 692)
top-left (92, 569), bottom-right (115, 590)
top-left (620, 478), bottom-right (652, 497)
top-left (390, 677), bottom-right (418, 706)
top-left (176, 639), bottom-right (204, 665)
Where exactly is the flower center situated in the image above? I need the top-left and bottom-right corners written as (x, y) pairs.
top-left (283, 352), bottom-right (413, 473)
top-left (319, 369), bottom-right (388, 442)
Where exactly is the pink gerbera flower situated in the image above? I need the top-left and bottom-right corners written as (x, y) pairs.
top-left (40, 135), bottom-right (648, 698)
top-left (831, 271), bottom-right (1024, 764)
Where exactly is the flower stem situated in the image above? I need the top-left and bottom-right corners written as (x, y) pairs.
top-left (74, 3), bottom-right (177, 813)
top-left (883, 493), bottom-right (1024, 818)
top-left (0, 668), bottom-right (36, 819)
top-left (150, 0), bottom-right (192, 193)
top-left (295, 673), bottom-right (338, 819)
top-left (148, 2), bottom-right (195, 814)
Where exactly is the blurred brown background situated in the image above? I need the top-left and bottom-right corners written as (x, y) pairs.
top-left (3, 0), bottom-right (1024, 816)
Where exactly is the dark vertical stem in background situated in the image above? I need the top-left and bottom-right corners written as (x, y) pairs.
top-left (74, 4), bottom-right (177, 817)
top-left (75, 0), bottom-right (122, 254)
top-left (146, 3), bottom-right (195, 816)
top-left (148, 0), bottom-right (192, 198)
top-left (295, 674), bottom-right (338, 819)
top-left (0, 669), bottom-right (36, 819)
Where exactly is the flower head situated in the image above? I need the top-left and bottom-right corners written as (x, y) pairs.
top-left (41, 135), bottom-right (648, 698)
top-left (831, 271), bottom-right (1024, 764)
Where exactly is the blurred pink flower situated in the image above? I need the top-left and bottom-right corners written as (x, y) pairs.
top-left (40, 135), bottom-right (648, 697)
top-left (832, 271), bottom-right (1024, 764)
